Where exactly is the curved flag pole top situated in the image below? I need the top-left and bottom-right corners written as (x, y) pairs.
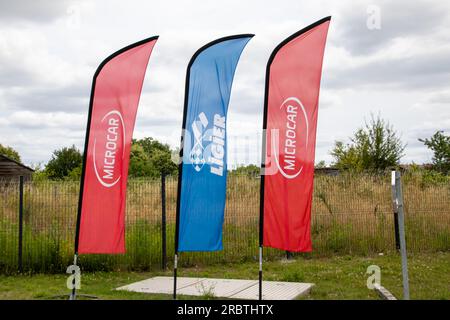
top-left (266, 16), bottom-right (330, 65)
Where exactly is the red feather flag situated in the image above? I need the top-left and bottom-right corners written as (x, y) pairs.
top-left (261, 17), bottom-right (330, 252)
top-left (75, 37), bottom-right (158, 254)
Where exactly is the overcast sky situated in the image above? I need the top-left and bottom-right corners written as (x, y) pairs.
top-left (0, 0), bottom-right (449, 168)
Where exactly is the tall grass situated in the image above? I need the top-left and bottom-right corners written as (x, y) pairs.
top-left (0, 171), bottom-right (448, 273)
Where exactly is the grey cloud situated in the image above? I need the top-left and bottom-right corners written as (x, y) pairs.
top-left (229, 89), bottom-right (264, 116)
top-left (428, 91), bottom-right (450, 104)
top-left (0, 0), bottom-right (73, 24)
top-left (2, 110), bottom-right (86, 133)
top-left (0, 63), bottom-right (36, 87)
top-left (324, 48), bottom-right (450, 90)
top-left (136, 115), bottom-right (180, 128)
top-left (2, 84), bottom-right (90, 112)
top-left (315, 139), bottom-right (335, 150)
top-left (402, 138), bottom-right (433, 163)
top-left (0, 126), bottom-right (85, 164)
top-left (406, 127), bottom-right (450, 143)
top-left (407, 138), bottom-right (427, 149)
top-left (336, 0), bottom-right (450, 55)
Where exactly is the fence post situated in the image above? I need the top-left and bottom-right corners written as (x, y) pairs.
top-left (161, 173), bottom-right (167, 270)
top-left (393, 170), bottom-right (410, 300)
top-left (18, 175), bottom-right (24, 273)
top-left (390, 171), bottom-right (401, 250)
top-left (286, 251), bottom-right (292, 260)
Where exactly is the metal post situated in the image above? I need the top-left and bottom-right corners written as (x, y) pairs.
top-left (173, 254), bottom-right (178, 299)
top-left (258, 246), bottom-right (263, 300)
top-left (393, 171), bottom-right (410, 300)
top-left (286, 251), bottom-right (292, 260)
top-left (161, 173), bottom-right (167, 270)
top-left (390, 172), bottom-right (400, 250)
top-left (69, 254), bottom-right (78, 300)
top-left (18, 175), bottom-right (24, 273)
top-left (393, 212), bottom-right (400, 251)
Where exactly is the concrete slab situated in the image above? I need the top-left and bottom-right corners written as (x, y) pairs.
top-left (116, 277), bottom-right (313, 300)
top-left (116, 276), bottom-right (203, 295)
top-left (177, 278), bottom-right (257, 298)
top-left (374, 283), bottom-right (397, 300)
top-left (230, 280), bottom-right (313, 300)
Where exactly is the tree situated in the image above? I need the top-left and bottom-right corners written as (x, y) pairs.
top-left (0, 143), bottom-right (21, 162)
top-left (419, 131), bottom-right (450, 174)
top-left (129, 143), bottom-right (154, 177)
top-left (150, 148), bottom-right (178, 175)
top-left (129, 137), bottom-right (178, 177)
top-left (45, 145), bottom-right (82, 180)
top-left (330, 115), bottom-right (406, 171)
top-left (134, 137), bottom-right (170, 156)
top-left (315, 160), bottom-right (327, 169)
top-left (230, 164), bottom-right (260, 176)
top-left (30, 163), bottom-right (49, 181)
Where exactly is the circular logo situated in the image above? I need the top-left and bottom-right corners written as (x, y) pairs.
top-left (93, 110), bottom-right (125, 188)
top-left (272, 97), bottom-right (309, 179)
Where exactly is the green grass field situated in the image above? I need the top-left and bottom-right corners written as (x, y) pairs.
top-left (0, 252), bottom-right (448, 300)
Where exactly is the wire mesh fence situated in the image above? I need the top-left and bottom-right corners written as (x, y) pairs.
top-left (0, 172), bottom-right (449, 274)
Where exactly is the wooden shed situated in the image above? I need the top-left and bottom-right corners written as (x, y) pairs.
top-left (0, 154), bottom-right (34, 181)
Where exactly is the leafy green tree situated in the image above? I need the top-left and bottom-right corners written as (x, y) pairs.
top-left (134, 137), bottom-right (170, 156)
top-left (45, 145), bottom-right (82, 180)
top-left (30, 163), bottom-right (49, 181)
top-left (230, 164), bottom-right (260, 176)
top-left (129, 144), bottom-right (154, 177)
top-left (0, 143), bottom-right (21, 162)
top-left (67, 164), bottom-right (82, 180)
top-left (129, 137), bottom-right (178, 177)
top-left (315, 160), bottom-right (327, 169)
top-left (419, 131), bottom-right (450, 174)
top-left (150, 148), bottom-right (178, 175)
top-left (330, 115), bottom-right (406, 171)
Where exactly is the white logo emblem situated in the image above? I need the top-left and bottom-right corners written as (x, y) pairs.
top-left (189, 112), bottom-right (226, 176)
top-left (190, 112), bottom-right (209, 172)
top-left (93, 110), bottom-right (125, 188)
top-left (272, 97), bottom-right (309, 179)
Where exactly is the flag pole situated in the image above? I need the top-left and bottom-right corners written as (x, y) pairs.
top-left (258, 161), bottom-right (265, 301)
top-left (173, 41), bottom-right (194, 299)
top-left (71, 60), bottom-right (98, 300)
top-left (174, 158), bottom-right (181, 300)
top-left (258, 45), bottom-right (272, 300)
top-left (173, 137), bottom-right (183, 300)
top-left (69, 254), bottom-right (78, 300)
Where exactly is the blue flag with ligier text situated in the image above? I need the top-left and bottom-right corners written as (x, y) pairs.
top-left (177, 35), bottom-right (253, 252)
